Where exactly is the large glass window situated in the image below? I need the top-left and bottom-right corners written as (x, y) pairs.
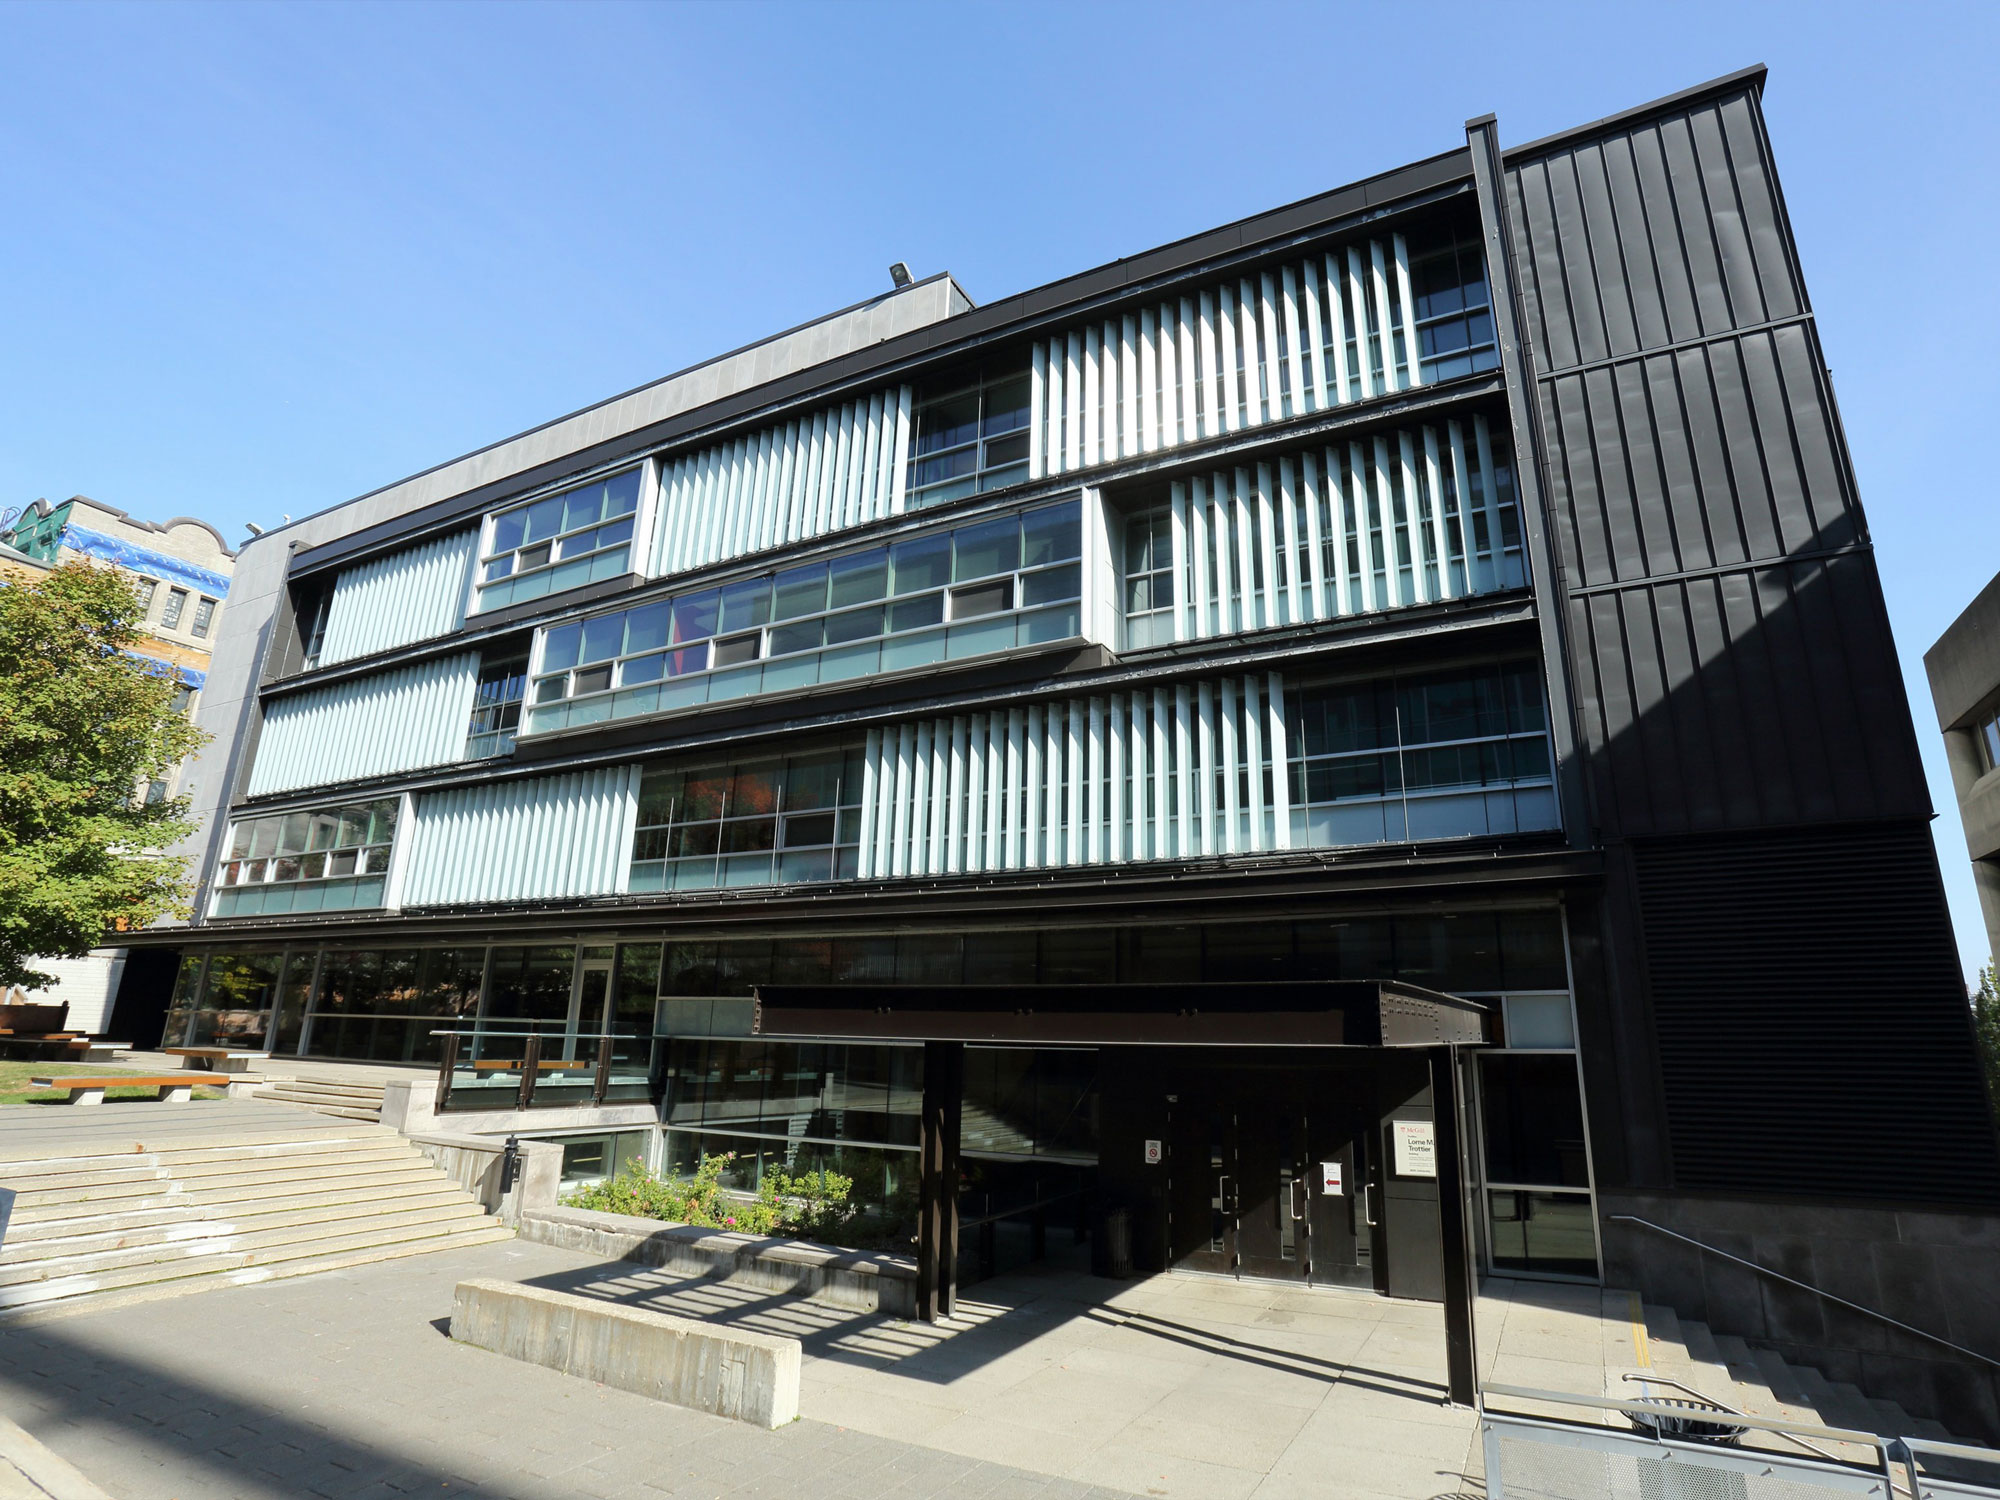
top-left (186, 950), bottom-right (283, 1048)
top-left (212, 798), bottom-right (398, 917)
top-left (630, 748), bottom-right (866, 892)
top-left (475, 467), bottom-right (642, 613)
top-left (1288, 663), bottom-right (1557, 846)
top-left (1122, 506), bottom-right (1174, 649)
top-left (1409, 237), bottom-right (1498, 383)
top-left (907, 369), bottom-right (1032, 508)
top-left (524, 500), bottom-right (1080, 736)
top-left (305, 947), bottom-right (478, 1063)
top-left (466, 655), bottom-right (527, 759)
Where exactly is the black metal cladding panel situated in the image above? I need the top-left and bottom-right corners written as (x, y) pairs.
top-left (1504, 86), bottom-right (1802, 373)
top-left (1566, 557), bottom-right (1931, 837)
top-left (1633, 824), bottom-right (2000, 1206)
top-left (1538, 326), bottom-right (1859, 591)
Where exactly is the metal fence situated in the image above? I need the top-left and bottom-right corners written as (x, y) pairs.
top-left (1481, 1386), bottom-right (2000, 1500)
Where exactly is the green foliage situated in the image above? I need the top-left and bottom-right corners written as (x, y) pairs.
top-left (565, 1153), bottom-right (861, 1243)
top-left (0, 562), bottom-right (208, 988)
top-left (1974, 959), bottom-right (2000, 1112)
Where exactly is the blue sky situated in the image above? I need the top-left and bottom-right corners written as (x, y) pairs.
top-left (4, 1), bottom-right (1995, 979)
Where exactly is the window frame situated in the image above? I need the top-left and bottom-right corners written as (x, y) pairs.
top-left (190, 596), bottom-right (217, 640)
top-left (472, 465), bottom-right (646, 614)
top-left (212, 797), bottom-right (401, 915)
top-left (161, 587), bottom-right (188, 630)
top-left (522, 499), bottom-right (1084, 737)
top-left (906, 369), bottom-right (1033, 509)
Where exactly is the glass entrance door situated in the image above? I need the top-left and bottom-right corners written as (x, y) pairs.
top-left (566, 945), bottom-right (615, 1060)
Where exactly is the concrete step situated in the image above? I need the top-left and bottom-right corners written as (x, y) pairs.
top-left (8, 1162), bottom-right (449, 1226)
top-left (0, 1188), bottom-right (477, 1265)
top-left (0, 1199), bottom-right (491, 1287)
top-left (10, 1149), bottom-right (430, 1211)
top-left (0, 1222), bottom-right (515, 1327)
top-left (252, 1097), bottom-right (382, 1122)
top-left (7, 1140), bottom-right (410, 1196)
top-left (0, 1210), bottom-right (507, 1311)
top-left (0, 1126), bottom-right (397, 1172)
top-left (256, 1078), bottom-right (386, 1097)
top-left (1750, 1345), bottom-right (1812, 1407)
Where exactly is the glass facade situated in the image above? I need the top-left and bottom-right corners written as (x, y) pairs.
top-left (466, 655), bottom-right (526, 759)
top-left (523, 499), bottom-right (1082, 736)
top-left (1122, 506), bottom-right (1174, 649)
top-left (475, 467), bottom-right (641, 613)
top-left (212, 798), bottom-right (398, 917)
top-left (629, 748), bottom-right (866, 893)
top-left (1410, 236), bottom-right (1499, 382)
top-left (906, 369), bottom-right (1032, 507)
top-left (1289, 663), bottom-right (1557, 845)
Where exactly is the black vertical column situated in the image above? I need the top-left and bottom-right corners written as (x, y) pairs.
top-left (1428, 1045), bottom-right (1479, 1407)
top-left (1465, 112), bottom-right (1589, 852)
top-left (918, 1041), bottom-right (964, 1322)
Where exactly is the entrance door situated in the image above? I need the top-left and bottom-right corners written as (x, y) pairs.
top-left (1166, 1067), bottom-right (1385, 1290)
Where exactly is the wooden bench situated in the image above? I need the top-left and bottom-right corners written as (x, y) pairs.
top-left (162, 1046), bottom-right (266, 1073)
top-left (468, 1059), bottom-right (597, 1077)
top-left (29, 1075), bottom-right (218, 1106)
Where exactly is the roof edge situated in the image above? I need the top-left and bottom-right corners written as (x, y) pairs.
top-left (1498, 63), bottom-right (1769, 161)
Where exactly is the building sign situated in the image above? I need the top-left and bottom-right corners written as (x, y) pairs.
top-left (1320, 1160), bottom-right (1343, 1196)
top-left (1392, 1120), bottom-right (1437, 1178)
top-left (1143, 1139), bottom-right (1162, 1166)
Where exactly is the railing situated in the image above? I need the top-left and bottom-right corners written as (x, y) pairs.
top-left (431, 1029), bottom-right (655, 1114)
top-left (1609, 1215), bottom-right (2000, 1374)
top-left (1481, 1384), bottom-right (2000, 1499)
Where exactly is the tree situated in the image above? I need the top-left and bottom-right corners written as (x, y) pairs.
top-left (0, 561), bottom-right (209, 989)
top-left (1975, 958), bottom-right (2000, 1111)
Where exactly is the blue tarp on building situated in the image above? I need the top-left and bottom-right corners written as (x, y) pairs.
top-left (61, 525), bottom-right (231, 597)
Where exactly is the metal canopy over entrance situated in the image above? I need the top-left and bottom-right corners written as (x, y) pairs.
top-left (751, 979), bottom-right (1488, 1405)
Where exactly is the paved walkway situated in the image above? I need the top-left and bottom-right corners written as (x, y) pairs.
top-left (0, 1215), bottom-right (1636, 1500)
top-left (0, 1097), bottom-right (376, 1163)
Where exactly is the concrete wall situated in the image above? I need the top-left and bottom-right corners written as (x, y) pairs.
top-left (379, 1078), bottom-right (658, 1142)
top-left (518, 1205), bottom-right (916, 1319)
top-left (16, 950), bottom-right (126, 1035)
top-left (450, 1277), bottom-right (800, 1428)
top-left (1599, 1190), bottom-right (2000, 1443)
top-left (403, 1131), bottom-right (561, 1226)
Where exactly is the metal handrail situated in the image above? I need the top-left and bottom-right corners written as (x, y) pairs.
top-left (1609, 1215), bottom-right (2000, 1374)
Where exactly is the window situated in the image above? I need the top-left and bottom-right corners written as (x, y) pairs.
top-left (161, 588), bottom-right (188, 629)
top-left (1977, 711), bottom-right (2000, 775)
top-left (475, 467), bottom-right (643, 613)
top-left (1122, 506), bottom-right (1174, 649)
top-left (135, 577), bottom-right (158, 616)
top-left (212, 798), bottom-right (398, 917)
top-left (168, 685), bottom-right (194, 716)
top-left (297, 585), bottom-right (333, 672)
top-left (466, 655), bottom-right (527, 759)
top-left (1288, 663), bottom-right (1558, 846)
top-left (524, 500), bottom-right (1082, 736)
top-left (629, 747), bottom-right (865, 892)
top-left (907, 369), bottom-right (1032, 508)
top-left (190, 596), bottom-right (216, 639)
top-left (1409, 237), bottom-right (1498, 383)
top-left (143, 779), bottom-right (169, 805)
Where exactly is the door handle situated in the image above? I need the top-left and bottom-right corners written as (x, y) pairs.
top-left (1290, 1178), bottom-right (1307, 1221)
top-left (1361, 1183), bottom-right (1377, 1228)
top-left (1215, 1172), bottom-right (1232, 1214)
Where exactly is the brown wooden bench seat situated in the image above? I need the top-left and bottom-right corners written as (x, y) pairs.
top-left (28, 1075), bottom-right (224, 1106)
top-left (468, 1058), bottom-right (597, 1077)
top-left (162, 1046), bottom-right (266, 1073)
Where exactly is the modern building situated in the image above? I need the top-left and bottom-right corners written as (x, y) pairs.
top-left (132, 67), bottom-right (2000, 1432)
top-left (1927, 573), bottom-right (2000, 972)
top-left (1, 495), bottom-right (236, 1035)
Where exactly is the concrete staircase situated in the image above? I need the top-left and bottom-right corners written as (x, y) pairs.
top-left (1634, 1298), bottom-right (1956, 1446)
top-left (0, 1124), bottom-right (509, 1323)
top-left (248, 1077), bottom-right (386, 1122)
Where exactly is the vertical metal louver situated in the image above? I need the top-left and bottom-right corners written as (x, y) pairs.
top-left (1168, 416), bottom-right (1523, 642)
top-left (316, 529), bottom-right (479, 666)
top-left (399, 764), bottom-right (639, 906)
top-left (857, 672), bottom-right (1290, 879)
top-left (651, 388), bottom-right (913, 578)
top-left (1030, 236), bottom-right (1428, 478)
top-left (245, 653), bottom-right (481, 797)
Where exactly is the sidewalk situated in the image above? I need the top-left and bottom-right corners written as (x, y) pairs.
top-left (0, 1232), bottom-right (1629, 1499)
